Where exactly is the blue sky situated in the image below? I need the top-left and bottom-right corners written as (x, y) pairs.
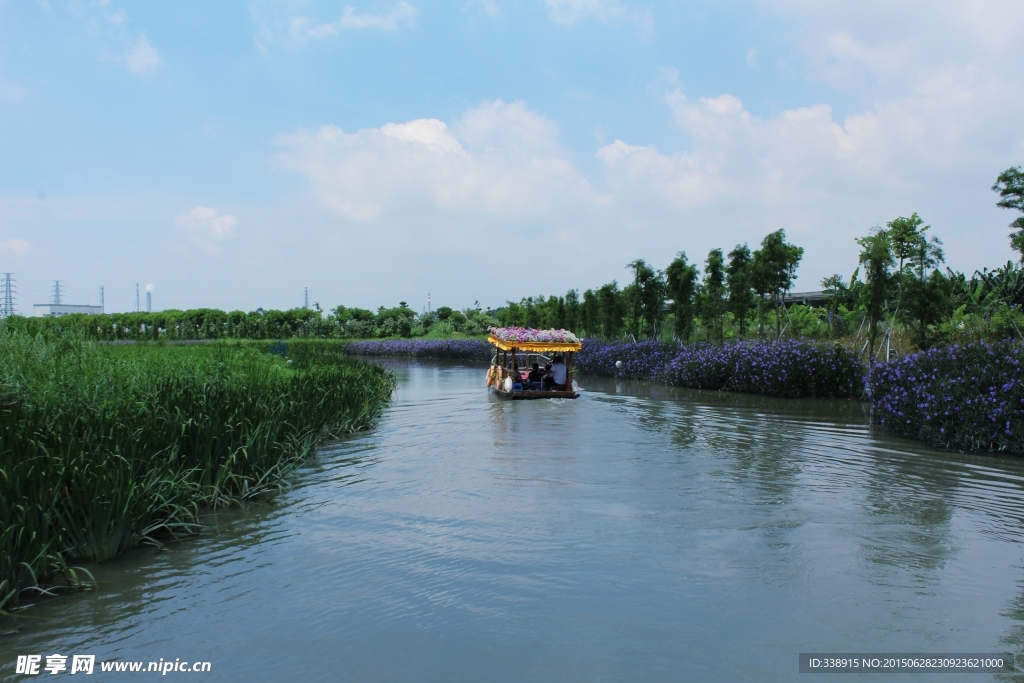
top-left (1, 0), bottom-right (1022, 313)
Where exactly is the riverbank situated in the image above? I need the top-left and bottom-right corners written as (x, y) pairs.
top-left (341, 337), bottom-right (864, 399)
top-left (340, 336), bottom-right (1024, 455)
top-left (0, 331), bottom-right (395, 608)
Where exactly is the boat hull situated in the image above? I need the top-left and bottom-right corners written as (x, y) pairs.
top-left (491, 387), bottom-right (579, 400)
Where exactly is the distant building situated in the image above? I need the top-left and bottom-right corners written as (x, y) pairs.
top-left (33, 304), bottom-right (103, 317)
top-left (781, 291), bottom-right (827, 308)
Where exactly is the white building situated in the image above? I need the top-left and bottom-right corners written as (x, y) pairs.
top-left (33, 304), bottom-right (104, 317)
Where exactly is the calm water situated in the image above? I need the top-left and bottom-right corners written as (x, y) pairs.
top-left (5, 361), bottom-right (1024, 682)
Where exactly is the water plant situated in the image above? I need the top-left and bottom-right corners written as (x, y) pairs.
top-left (0, 329), bottom-right (395, 605)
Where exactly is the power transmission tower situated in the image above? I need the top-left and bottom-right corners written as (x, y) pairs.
top-left (1, 273), bottom-right (16, 318)
top-left (51, 280), bottom-right (64, 305)
top-left (304, 287), bottom-right (309, 309)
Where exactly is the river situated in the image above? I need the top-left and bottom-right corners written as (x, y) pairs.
top-left (4, 360), bottom-right (1024, 682)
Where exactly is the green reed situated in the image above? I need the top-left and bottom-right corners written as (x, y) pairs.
top-left (0, 330), bottom-right (395, 607)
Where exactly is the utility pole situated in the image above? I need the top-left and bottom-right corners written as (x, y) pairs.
top-left (1, 273), bottom-right (16, 318)
top-left (136, 283), bottom-right (140, 312)
top-left (51, 280), bottom-right (64, 305)
top-left (304, 287), bottom-right (309, 309)
top-left (99, 286), bottom-right (105, 313)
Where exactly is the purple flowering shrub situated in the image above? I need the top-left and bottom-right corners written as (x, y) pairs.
top-left (576, 339), bottom-right (864, 399)
top-left (867, 340), bottom-right (1024, 453)
top-left (345, 338), bottom-right (493, 361)
top-left (343, 337), bottom-right (864, 400)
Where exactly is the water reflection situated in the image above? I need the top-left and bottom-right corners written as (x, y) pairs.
top-left (3, 361), bottom-right (1024, 682)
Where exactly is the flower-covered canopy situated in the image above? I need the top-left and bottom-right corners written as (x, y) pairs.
top-left (487, 327), bottom-right (582, 352)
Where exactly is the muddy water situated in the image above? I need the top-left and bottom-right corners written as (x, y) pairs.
top-left (4, 361), bottom-right (1024, 682)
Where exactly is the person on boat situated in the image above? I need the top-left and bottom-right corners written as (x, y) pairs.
top-left (510, 363), bottom-right (526, 384)
top-left (528, 363), bottom-right (543, 383)
top-left (547, 355), bottom-right (567, 390)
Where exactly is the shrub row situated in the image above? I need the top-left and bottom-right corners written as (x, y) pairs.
top-left (866, 340), bottom-right (1024, 453)
top-left (344, 338), bottom-right (494, 361)
top-left (575, 339), bottom-right (865, 398)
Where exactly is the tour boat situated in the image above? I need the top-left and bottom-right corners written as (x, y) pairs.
top-left (485, 327), bottom-right (581, 399)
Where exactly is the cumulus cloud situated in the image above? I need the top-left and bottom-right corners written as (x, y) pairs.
top-left (178, 206), bottom-right (238, 254)
top-left (271, 2), bottom-right (1024, 296)
top-left (1, 239), bottom-right (30, 256)
top-left (276, 98), bottom-right (598, 227)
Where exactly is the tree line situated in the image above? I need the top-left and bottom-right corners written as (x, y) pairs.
top-left (497, 166), bottom-right (1024, 360)
top-left (7, 166), bottom-right (1024, 356)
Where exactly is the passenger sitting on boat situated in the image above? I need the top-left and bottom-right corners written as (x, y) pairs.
top-left (510, 363), bottom-right (526, 383)
top-left (541, 363), bottom-right (555, 390)
top-left (547, 355), bottom-right (567, 390)
top-left (528, 363), bottom-right (543, 382)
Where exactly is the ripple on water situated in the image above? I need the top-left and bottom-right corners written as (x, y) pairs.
top-left (5, 362), bottom-right (1024, 683)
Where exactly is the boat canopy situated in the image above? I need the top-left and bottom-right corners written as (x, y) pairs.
top-left (486, 326), bottom-right (582, 353)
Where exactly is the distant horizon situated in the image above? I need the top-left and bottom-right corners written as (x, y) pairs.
top-left (3, 1), bottom-right (1022, 314)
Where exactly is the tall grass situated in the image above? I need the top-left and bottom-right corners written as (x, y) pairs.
top-left (0, 330), bottom-right (395, 607)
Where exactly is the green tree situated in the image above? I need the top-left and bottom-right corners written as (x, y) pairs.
top-left (627, 259), bottom-right (667, 339)
top-left (699, 249), bottom-right (727, 341)
top-left (597, 282), bottom-right (623, 338)
top-left (753, 230), bottom-right (804, 339)
top-left (882, 213), bottom-right (946, 348)
top-left (726, 244), bottom-right (754, 336)
top-left (992, 166), bottom-right (1024, 259)
top-left (665, 252), bottom-right (699, 342)
top-left (887, 213), bottom-right (927, 277)
top-left (820, 273), bottom-right (851, 338)
top-left (581, 289), bottom-right (600, 337)
top-left (856, 229), bottom-right (895, 361)
top-left (564, 289), bottom-right (580, 332)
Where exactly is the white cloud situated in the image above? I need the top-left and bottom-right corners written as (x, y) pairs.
top-left (746, 47), bottom-right (758, 66)
top-left (289, 2), bottom-right (418, 41)
top-left (125, 34), bottom-right (160, 75)
top-left (543, 0), bottom-right (652, 37)
top-left (276, 100), bottom-right (597, 244)
top-left (266, 1), bottom-right (1023, 300)
top-left (1, 239), bottom-right (30, 256)
top-left (178, 206), bottom-right (238, 254)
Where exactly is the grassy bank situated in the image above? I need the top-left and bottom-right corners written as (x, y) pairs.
top-left (0, 331), bottom-right (395, 608)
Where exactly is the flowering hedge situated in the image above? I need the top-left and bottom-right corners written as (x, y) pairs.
top-left (487, 327), bottom-right (580, 343)
top-left (867, 340), bottom-right (1024, 453)
top-left (345, 338), bottom-right (493, 361)
top-left (344, 337), bottom-right (864, 399)
top-left (574, 339), bottom-right (865, 399)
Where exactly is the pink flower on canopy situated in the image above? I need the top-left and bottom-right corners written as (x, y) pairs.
top-left (488, 327), bottom-right (580, 344)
